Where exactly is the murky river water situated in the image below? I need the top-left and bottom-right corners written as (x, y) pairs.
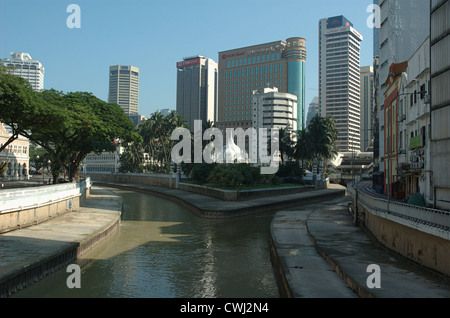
top-left (13, 187), bottom-right (280, 298)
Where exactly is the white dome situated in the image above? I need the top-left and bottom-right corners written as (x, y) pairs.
top-left (215, 139), bottom-right (245, 163)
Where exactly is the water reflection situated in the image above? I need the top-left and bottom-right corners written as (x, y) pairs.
top-left (12, 187), bottom-right (280, 298)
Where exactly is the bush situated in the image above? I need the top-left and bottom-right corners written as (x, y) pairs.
top-left (190, 163), bottom-right (217, 184)
top-left (276, 161), bottom-right (304, 182)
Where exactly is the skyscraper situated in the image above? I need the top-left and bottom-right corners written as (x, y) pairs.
top-left (108, 65), bottom-right (139, 116)
top-left (360, 66), bottom-right (374, 152)
top-left (2, 52), bottom-right (44, 91)
top-left (306, 96), bottom-right (320, 128)
top-left (217, 38), bottom-right (306, 131)
top-left (319, 16), bottom-right (363, 153)
top-left (430, 0), bottom-right (450, 209)
top-left (176, 56), bottom-right (218, 131)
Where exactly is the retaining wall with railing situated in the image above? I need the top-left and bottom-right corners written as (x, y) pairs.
top-left (0, 178), bottom-right (91, 233)
top-left (348, 184), bottom-right (450, 276)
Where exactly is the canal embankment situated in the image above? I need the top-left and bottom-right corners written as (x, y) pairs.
top-left (91, 181), bottom-right (345, 218)
top-left (0, 186), bottom-right (122, 297)
top-left (270, 196), bottom-right (450, 298)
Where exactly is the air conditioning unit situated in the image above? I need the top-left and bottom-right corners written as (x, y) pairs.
top-left (424, 94), bottom-right (431, 104)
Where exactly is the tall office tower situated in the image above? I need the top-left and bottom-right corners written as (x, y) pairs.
top-left (176, 56), bottom-right (218, 131)
top-left (319, 16), bottom-right (363, 153)
top-left (306, 96), bottom-right (320, 128)
top-left (217, 37), bottom-right (306, 131)
top-left (375, 0), bottom-right (430, 172)
top-left (2, 52), bottom-right (44, 91)
top-left (360, 66), bottom-right (374, 152)
top-left (108, 65), bottom-right (140, 116)
top-left (430, 0), bottom-right (450, 210)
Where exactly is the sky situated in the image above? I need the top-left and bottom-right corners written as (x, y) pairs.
top-left (0, 0), bottom-right (374, 119)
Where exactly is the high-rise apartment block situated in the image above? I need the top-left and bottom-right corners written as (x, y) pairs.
top-left (176, 56), bottom-right (218, 131)
top-left (217, 38), bottom-right (306, 131)
top-left (108, 65), bottom-right (140, 116)
top-left (2, 52), bottom-right (44, 91)
top-left (319, 16), bottom-right (363, 153)
top-left (360, 66), bottom-right (374, 152)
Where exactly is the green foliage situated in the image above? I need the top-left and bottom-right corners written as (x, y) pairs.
top-left (276, 161), bottom-right (305, 183)
top-left (191, 163), bottom-right (218, 184)
top-left (119, 143), bottom-right (144, 173)
top-left (139, 110), bottom-right (189, 174)
top-left (0, 69), bottom-right (140, 183)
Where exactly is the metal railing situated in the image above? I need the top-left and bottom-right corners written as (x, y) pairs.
top-left (348, 183), bottom-right (450, 239)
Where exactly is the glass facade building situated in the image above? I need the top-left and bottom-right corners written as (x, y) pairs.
top-left (217, 38), bottom-right (306, 131)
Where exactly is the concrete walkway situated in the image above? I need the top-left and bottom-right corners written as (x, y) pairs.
top-left (271, 195), bottom-right (450, 298)
top-left (0, 187), bottom-right (122, 297)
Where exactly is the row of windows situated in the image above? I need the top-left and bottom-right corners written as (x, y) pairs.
top-left (225, 53), bottom-right (281, 68)
top-left (224, 111), bottom-right (252, 117)
top-left (225, 77), bottom-right (283, 90)
top-left (0, 144), bottom-right (28, 154)
top-left (224, 117), bottom-right (250, 122)
top-left (225, 63), bottom-right (284, 79)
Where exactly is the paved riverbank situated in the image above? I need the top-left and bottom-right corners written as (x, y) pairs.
top-left (270, 195), bottom-right (450, 298)
top-left (0, 187), bottom-right (122, 297)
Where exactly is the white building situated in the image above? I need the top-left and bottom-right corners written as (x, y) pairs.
top-left (396, 38), bottom-right (431, 204)
top-left (0, 123), bottom-right (30, 180)
top-left (2, 52), bottom-right (45, 91)
top-left (252, 87), bottom-right (298, 132)
top-left (83, 144), bottom-right (123, 174)
top-left (360, 66), bottom-right (374, 152)
top-left (176, 56), bottom-right (218, 131)
top-left (319, 16), bottom-right (363, 153)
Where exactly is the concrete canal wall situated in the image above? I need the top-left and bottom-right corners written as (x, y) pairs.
top-left (348, 185), bottom-right (450, 277)
top-left (0, 178), bottom-right (92, 234)
top-left (89, 173), bottom-right (315, 202)
top-left (0, 185), bottom-right (122, 297)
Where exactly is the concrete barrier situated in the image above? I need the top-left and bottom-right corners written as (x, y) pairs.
top-left (88, 173), bottom-right (314, 202)
top-left (0, 178), bottom-right (91, 233)
top-left (348, 184), bottom-right (450, 277)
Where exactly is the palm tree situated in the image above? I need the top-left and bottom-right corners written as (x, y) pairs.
top-left (279, 128), bottom-right (295, 164)
top-left (139, 110), bottom-right (189, 173)
top-left (307, 115), bottom-right (338, 176)
top-left (294, 129), bottom-right (313, 169)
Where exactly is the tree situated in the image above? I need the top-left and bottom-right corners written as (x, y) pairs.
top-left (25, 90), bottom-right (140, 183)
top-left (0, 68), bottom-right (50, 153)
top-left (307, 114), bottom-right (338, 176)
top-left (139, 110), bottom-right (188, 174)
top-left (279, 128), bottom-right (295, 163)
top-left (119, 142), bottom-right (144, 173)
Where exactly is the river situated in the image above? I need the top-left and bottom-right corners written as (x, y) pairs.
top-left (12, 187), bottom-right (280, 298)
